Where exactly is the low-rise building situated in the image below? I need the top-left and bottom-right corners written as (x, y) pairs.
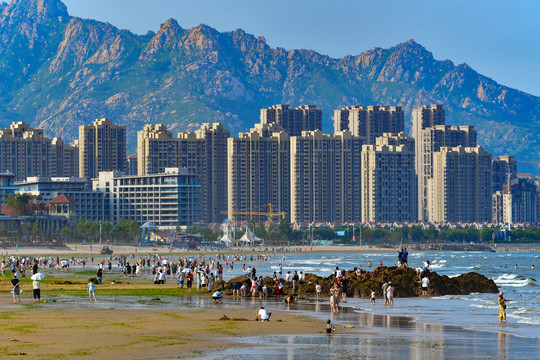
top-left (0, 172), bottom-right (17, 204)
top-left (16, 177), bottom-right (108, 222)
top-left (94, 168), bottom-right (201, 228)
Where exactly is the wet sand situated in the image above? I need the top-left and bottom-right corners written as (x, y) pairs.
top-left (1, 294), bottom-right (538, 360)
top-left (0, 304), bottom-right (321, 359)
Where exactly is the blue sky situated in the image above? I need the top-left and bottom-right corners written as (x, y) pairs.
top-left (5, 0), bottom-right (540, 96)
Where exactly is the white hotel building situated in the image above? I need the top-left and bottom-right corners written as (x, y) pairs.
top-left (94, 168), bottom-right (201, 228)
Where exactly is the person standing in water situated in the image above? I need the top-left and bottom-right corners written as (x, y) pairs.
top-left (386, 282), bottom-right (394, 306)
top-left (498, 292), bottom-right (512, 323)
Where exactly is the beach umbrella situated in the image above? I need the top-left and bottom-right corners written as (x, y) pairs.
top-left (31, 273), bottom-right (45, 281)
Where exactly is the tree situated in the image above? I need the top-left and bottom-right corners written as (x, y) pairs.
top-left (247, 218), bottom-right (256, 233)
top-left (199, 227), bottom-right (218, 242)
top-left (373, 228), bottom-right (387, 240)
top-left (101, 221), bottom-right (114, 242)
top-left (60, 226), bottom-right (71, 241)
top-left (277, 217), bottom-right (291, 240)
top-left (255, 221), bottom-right (267, 240)
top-left (129, 220), bottom-right (139, 242)
top-left (32, 220), bottom-right (40, 241)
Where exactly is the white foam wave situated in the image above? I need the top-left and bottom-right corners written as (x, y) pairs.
top-left (494, 277), bottom-right (536, 287)
top-left (470, 303), bottom-right (494, 309)
top-left (494, 273), bottom-right (522, 280)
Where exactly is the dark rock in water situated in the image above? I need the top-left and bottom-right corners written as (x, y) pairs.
top-left (151, 297), bottom-right (161, 301)
top-left (210, 267), bottom-right (498, 298)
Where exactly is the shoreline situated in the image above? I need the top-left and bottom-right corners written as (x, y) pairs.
top-left (0, 243), bottom-right (537, 256)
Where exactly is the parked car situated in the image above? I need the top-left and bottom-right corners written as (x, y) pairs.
top-left (100, 246), bottom-right (113, 255)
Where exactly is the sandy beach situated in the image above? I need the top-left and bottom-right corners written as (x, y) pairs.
top-left (0, 305), bottom-right (321, 359)
top-left (1, 294), bottom-right (538, 360)
top-left (0, 244), bottom-right (399, 257)
top-left (1, 247), bottom-right (539, 359)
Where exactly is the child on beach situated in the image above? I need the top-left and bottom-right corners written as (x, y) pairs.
top-left (370, 290), bottom-right (376, 305)
top-left (88, 279), bottom-right (97, 302)
top-left (326, 320), bottom-right (339, 334)
top-left (315, 284), bottom-right (322, 301)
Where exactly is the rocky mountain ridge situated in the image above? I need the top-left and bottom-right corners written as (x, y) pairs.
top-left (0, 0), bottom-right (538, 173)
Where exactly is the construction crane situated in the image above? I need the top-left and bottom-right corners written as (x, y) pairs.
top-left (221, 203), bottom-right (287, 220)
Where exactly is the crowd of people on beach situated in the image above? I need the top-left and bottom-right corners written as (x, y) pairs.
top-left (1, 249), bottom-right (530, 325)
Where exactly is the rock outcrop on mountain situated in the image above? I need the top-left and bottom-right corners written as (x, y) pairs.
top-left (0, 0), bottom-right (538, 171)
top-left (210, 267), bottom-right (499, 298)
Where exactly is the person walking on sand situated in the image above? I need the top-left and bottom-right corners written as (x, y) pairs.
top-left (498, 292), bottom-right (512, 323)
top-left (370, 290), bottom-right (376, 305)
top-left (11, 273), bottom-right (20, 303)
top-left (88, 279), bottom-right (97, 302)
top-left (386, 282), bottom-right (394, 306)
top-left (33, 278), bottom-right (41, 302)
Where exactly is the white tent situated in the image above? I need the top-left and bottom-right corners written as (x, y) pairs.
top-left (218, 232), bottom-right (233, 245)
top-left (239, 227), bottom-right (262, 244)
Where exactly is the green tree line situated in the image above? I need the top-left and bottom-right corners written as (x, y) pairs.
top-left (192, 220), bottom-right (540, 245)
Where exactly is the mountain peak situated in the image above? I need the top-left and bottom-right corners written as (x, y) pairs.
top-left (392, 38), bottom-right (431, 56)
top-left (160, 18), bottom-right (182, 32)
top-left (8, 0), bottom-right (68, 19)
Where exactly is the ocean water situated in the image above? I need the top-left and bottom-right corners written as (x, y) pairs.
top-left (211, 249), bottom-right (540, 338)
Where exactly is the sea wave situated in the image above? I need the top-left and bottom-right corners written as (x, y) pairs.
top-left (493, 274), bottom-right (536, 287)
top-left (510, 309), bottom-right (540, 325)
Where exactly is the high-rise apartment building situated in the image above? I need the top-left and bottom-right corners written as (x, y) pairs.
top-left (492, 156), bottom-right (517, 193)
top-left (126, 155), bottom-right (138, 175)
top-left (227, 123), bottom-right (290, 222)
top-left (361, 132), bottom-right (417, 223)
top-left (0, 122), bottom-right (78, 181)
top-left (138, 123), bottom-right (229, 223)
top-left (411, 104), bottom-right (446, 140)
top-left (51, 138), bottom-right (79, 178)
top-left (503, 177), bottom-right (538, 224)
top-left (138, 124), bottom-right (181, 175)
top-left (79, 118), bottom-right (126, 179)
top-left (334, 105), bottom-right (404, 145)
top-left (290, 130), bottom-right (363, 223)
top-left (429, 146), bottom-right (492, 223)
top-left (492, 191), bottom-right (504, 224)
top-left (194, 123), bottom-right (230, 224)
top-left (260, 104), bottom-right (322, 136)
top-left (413, 120), bottom-right (477, 221)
